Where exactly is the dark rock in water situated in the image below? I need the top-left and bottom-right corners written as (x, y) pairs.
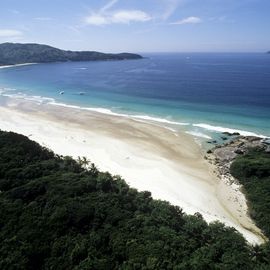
top-left (221, 136), bottom-right (228, 141)
top-left (207, 149), bottom-right (212, 154)
top-left (207, 140), bottom-right (217, 144)
top-left (222, 132), bottom-right (240, 136)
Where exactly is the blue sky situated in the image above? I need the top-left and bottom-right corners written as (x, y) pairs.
top-left (0, 0), bottom-right (269, 53)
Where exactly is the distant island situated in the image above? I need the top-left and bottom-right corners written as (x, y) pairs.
top-left (0, 43), bottom-right (143, 66)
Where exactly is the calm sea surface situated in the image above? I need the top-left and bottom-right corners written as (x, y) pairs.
top-left (0, 53), bottom-right (270, 142)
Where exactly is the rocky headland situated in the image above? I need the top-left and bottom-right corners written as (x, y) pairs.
top-left (205, 135), bottom-right (270, 185)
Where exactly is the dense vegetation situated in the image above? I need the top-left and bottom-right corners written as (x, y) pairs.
top-left (0, 43), bottom-right (142, 65)
top-left (0, 130), bottom-right (269, 269)
top-left (231, 147), bottom-right (270, 239)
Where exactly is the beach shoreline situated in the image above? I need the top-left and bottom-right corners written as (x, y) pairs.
top-left (0, 96), bottom-right (265, 244)
top-left (0, 63), bottom-right (37, 69)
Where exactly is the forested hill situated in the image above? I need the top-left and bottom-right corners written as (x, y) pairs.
top-left (0, 43), bottom-right (142, 65)
top-left (0, 130), bottom-right (269, 269)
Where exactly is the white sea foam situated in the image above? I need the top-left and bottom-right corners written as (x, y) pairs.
top-left (87, 107), bottom-right (125, 116)
top-left (1, 91), bottom-right (268, 139)
top-left (50, 101), bottom-right (190, 126)
top-left (1, 92), bottom-right (55, 104)
top-left (165, 126), bottom-right (179, 136)
top-left (186, 131), bottom-right (212, 140)
top-left (0, 87), bottom-right (16, 95)
top-left (1, 87), bottom-right (17, 91)
top-left (50, 102), bottom-right (126, 117)
top-left (130, 118), bottom-right (180, 136)
top-left (193, 123), bottom-right (267, 138)
top-left (131, 115), bottom-right (189, 126)
top-left (0, 63), bottom-right (37, 69)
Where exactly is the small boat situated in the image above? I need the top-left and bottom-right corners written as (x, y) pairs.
top-left (79, 92), bottom-right (85, 95)
top-left (59, 91), bottom-right (64, 95)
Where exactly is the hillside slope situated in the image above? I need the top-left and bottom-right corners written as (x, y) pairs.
top-left (0, 43), bottom-right (142, 65)
top-left (0, 130), bottom-right (270, 269)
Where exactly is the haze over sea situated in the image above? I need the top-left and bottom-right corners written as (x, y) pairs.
top-left (0, 53), bottom-right (270, 142)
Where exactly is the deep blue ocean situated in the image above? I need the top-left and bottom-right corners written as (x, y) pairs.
top-left (0, 53), bottom-right (270, 142)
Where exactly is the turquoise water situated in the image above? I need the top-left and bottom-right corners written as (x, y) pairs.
top-left (0, 53), bottom-right (269, 141)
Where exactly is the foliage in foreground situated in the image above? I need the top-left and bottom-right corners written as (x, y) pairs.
top-left (0, 131), bottom-right (269, 270)
top-left (231, 147), bottom-right (270, 239)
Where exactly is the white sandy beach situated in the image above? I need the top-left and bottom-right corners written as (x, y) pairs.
top-left (0, 63), bottom-right (36, 69)
top-left (0, 96), bottom-right (265, 244)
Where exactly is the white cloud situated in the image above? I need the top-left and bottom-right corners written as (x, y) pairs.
top-left (85, 14), bottom-right (109, 26)
top-left (111, 10), bottom-right (151, 24)
top-left (100, 0), bottom-right (119, 12)
top-left (84, 0), bottom-right (151, 26)
top-left (85, 10), bottom-right (151, 26)
top-left (170, 16), bottom-right (202, 25)
top-left (0, 29), bottom-right (23, 37)
top-left (161, 0), bottom-right (182, 20)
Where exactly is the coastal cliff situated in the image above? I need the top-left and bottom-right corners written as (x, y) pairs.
top-left (0, 43), bottom-right (143, 66)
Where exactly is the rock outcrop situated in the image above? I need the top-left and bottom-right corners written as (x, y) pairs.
top-left (205, 135), bottom-right (269, 185)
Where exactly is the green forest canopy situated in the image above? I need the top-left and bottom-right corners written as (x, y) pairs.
top-left (0, 130), bottom-right (269, 269)
top-left (230, 148), bottom-right (270, 239)
top-left (0, 43), bottom-right (142, 66)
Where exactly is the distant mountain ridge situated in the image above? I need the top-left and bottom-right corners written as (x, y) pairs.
top-left (0, 43), bottom-right (143, 66)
